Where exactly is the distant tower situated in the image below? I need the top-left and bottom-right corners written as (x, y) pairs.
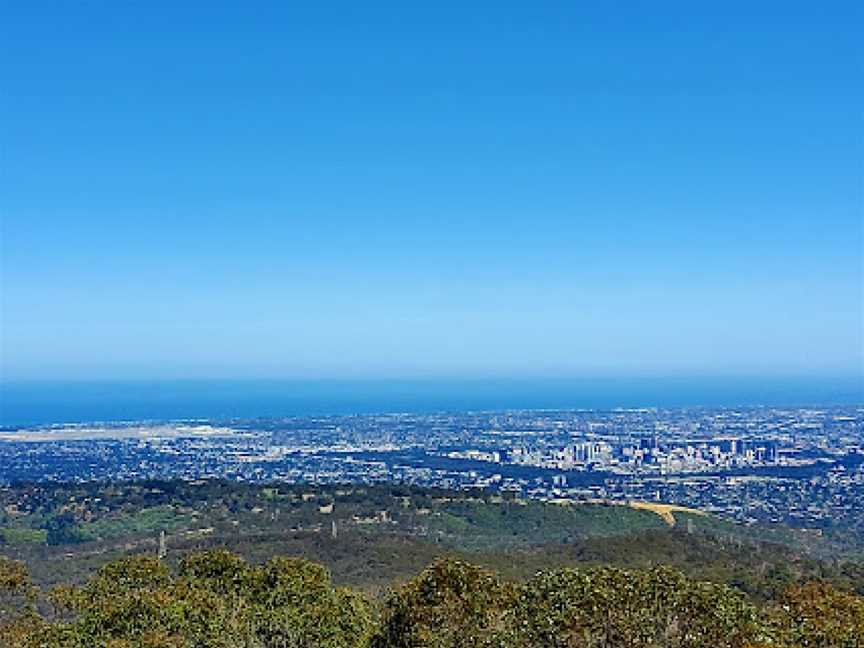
top-left (158, 530), bottom-right (167, 559)
top-left (686, 519), bottom-right (694, 535)
top-left (331, 520), bottom-right (338, 540)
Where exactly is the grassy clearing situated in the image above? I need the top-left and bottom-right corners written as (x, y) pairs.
top-left (627, 501), bottom-right (707, 526)
top-left (77, 505), bottom-right (189, 542)
top-left (0, 527), bottom-right (48, 545)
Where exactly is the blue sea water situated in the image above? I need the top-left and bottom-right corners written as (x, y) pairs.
top-left (0, 377), bottom-right (861, 427)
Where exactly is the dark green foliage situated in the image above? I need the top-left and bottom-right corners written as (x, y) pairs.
top-left (2, 552), bottom-right (864, 647)
top-left (0, 556), bottom-right (36, 623)
top-left (0, 557), bottom-right (30, 595)
top-left (44, 513), bottom-right (87, 546)
top-left (428, 500), bottom-right (668, 549)
top-left (3, 551), bottom-right (372, 647)
top-left (1, 480), bottom-right (863, 647)
top-left (372, 559), bottom-right (515, 648)
top-left (766, 581), bottom-right (864, 647)
top-left (513, 566), bottom-right (761, 647)
top-left (372, 557), bottom-right (864, 647)
top-left (2, 479), bottom-right (863, 604)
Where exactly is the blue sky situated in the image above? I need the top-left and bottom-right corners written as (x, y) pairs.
top-left (1, 1), bottom-right (862, 382)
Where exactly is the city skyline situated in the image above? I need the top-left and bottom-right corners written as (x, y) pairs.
top-left (2, 405), bottom-right (861, 531)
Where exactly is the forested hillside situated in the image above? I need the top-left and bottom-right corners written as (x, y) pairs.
top-left (1, 551), bottom-right (862, 647)
top-left (2, 480), bottom-right (863, 646)
top-left (1, 480), bottom-right (862, 602)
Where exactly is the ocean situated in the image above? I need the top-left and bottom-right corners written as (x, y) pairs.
top-left (1, 377), bottom-right (861, 428)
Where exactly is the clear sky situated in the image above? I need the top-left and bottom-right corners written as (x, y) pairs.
top-left (1, 1), bottom-right (862, 382)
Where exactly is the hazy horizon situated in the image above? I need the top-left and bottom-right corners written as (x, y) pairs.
top-left (2, 375), bottom-right (861, 428)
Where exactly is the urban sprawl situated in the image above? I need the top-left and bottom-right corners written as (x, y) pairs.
top-left (1, 406), bottom-right (861, 531)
